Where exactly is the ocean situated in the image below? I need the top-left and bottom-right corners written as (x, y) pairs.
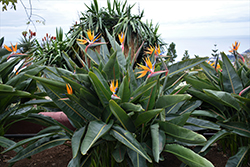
top-left (163, 35), bottom-right (250, 61)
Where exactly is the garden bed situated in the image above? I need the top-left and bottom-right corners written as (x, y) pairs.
top-left (1, 140), bottom-right (230, 167)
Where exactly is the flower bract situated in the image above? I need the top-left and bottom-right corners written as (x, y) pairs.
top-left (110, 80), bottom-right (120, 99)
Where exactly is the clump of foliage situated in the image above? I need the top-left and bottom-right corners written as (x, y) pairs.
top-left (184, 41), bottom-right (250, 166)
top-left (1, 29), bottom-right (213, 167)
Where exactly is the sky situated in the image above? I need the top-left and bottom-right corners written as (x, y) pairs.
top-left (0, 0), bottom-right (249, 61)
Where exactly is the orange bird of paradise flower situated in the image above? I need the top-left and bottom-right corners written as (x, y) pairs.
top-left (145, 44), bottom-right (168, 59)
top-left (66, 83), bottom-right (73, 95)
top-left (229, 41), bottom-right (245, 63)
top-left (59, 83), bottom-right (73, 101)
top-left (110, 80), bottom-right (120, 100)
top-left (4, 43), bottom-right (26, 59)
top-left (118, 32), bottom-right (125, 52)
top-left (77, 29), bottom-right (106, 52)
top-left (229, 41), bottom-right (240, 53)
top-left (137, 56), bottom-right (168, 79)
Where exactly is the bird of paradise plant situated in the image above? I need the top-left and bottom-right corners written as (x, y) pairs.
top-left (77, 29), bottom-right (106, 52)
top-left (110, 80), bottom-right (120, 99)
top-left (137, 56), bottom-right (168, 79)
top-left (4, 43), bottom-right (26, 59)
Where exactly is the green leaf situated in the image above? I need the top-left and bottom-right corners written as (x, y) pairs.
top-left (225, 146), bottom-right (250, 167)
top-left (184, 75), bottom-right (220, 91)
top-left (169, 112), bottom-right (191, 126)
top-left (218, 122), bottom-right (250, 138)
top-left (0, 136), bottom-right (22, 153)
top-left (200, 129), bottom-right (230, 153)
top-left (110, 125), bottom-right (152, 163)
top-left (159, 121), bottom-right (207, 144)
top-left (102, 51), bottom-right (120, 80)
top-left (165, 101), bottom-right (186, 115)
top-left (156, 94), bottom-right (191, 109)
top-left (25, 74), bottom-right (65, 88)
top-left (0, 89), bottom-right (30, 96)
top-left (150, 123), bottom-right (160, 162)
top-left (186, 117), bottom-right (221, 131)
top-left (0, 84), bottom-right (14, 92)
top-left (112, 144), bottom-right (126, 163)
top-left (187, 88), bottom-right (226, 118)
top-left (221, 52), bottom-right (243, 94)
top-left (141, 79), bottom-right (159, 111)
top-left (120, 102), bottom-right (144, 112)
top-left (117, 75), bottom-right (131, 103)
top-left (2, 132), bottom-right (57, 154)
top-left (204, 89), bottom-right (240, 111)
top-left (165, 144), bottom-right (214, 167)
top-left (67, 93), bottom-right (100, 121)
top-left (167, 57), bottom-right (208, 78)
top-left (127, 148), bottom-right (147, 167)
top-left (200, 62), bottom-right (219, 84)
top-left (105, 29), bottom-right (126, 72)
top-left (7, 66), bottom-right (46, 88)
top-left (191, 110), bottom-right (221, 119)
top-left (178, 100), bottom-right (202, 115)
top-left (68, 151), bottom-right (82, 167)
top-left (88, 71), bottom-right (111, 107)
top-left (109, 100), bottom-right (135, 132)
top-left (134, 109), bottom-right (163, 127)
top-left (72, 127), bottom-right (86, 158)
top-left (8, 135), bottom-right (69, 163)
top-left (81, 120), bottom-right (113, 155)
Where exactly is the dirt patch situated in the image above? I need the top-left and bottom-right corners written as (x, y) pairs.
top-left (0, 140), bottom-right (72, 167)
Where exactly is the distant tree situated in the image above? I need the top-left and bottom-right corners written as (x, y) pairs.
top-left (211, 44), bottom-right (219, 70)
top-left (182, 50), bottom-right (190, 61)
top-left (167, 42), bottom-right (177, 63)
top-left (211, 44), bottom-right (219, 58)
top-left (1, 0), bottom-right (17, 11)
top-left (2, 0), bottom-right (45, 31)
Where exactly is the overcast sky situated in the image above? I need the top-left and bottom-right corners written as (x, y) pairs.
top-left (0, 0), bottom-right (249, 60)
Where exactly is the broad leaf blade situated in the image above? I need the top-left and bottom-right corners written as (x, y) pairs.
top-left (165, 144), bottom-right (214, 167)
top-left (130, 80), bottom-right (157, 103)
top-left (127, 148), bottom-right (147, 167)
top-left (159, 121), bottom-right (207, 144)
top-left (0, 136), bottom-right (22, 153)
top-left (225, 146), bottom-right (250, 167)
top-left (218, 122), bottom-right (250, 138)
top-left (221, 52), bottom-right (243, 94)
top-left (81, 120), bottom-right (112, 155)
top-left (88, 71), bottom-right (111, 107)
top-left (110, 125), bottom-right (152, 163)
top-left (112, 144), bottom-right (126, 163)
top-left (204, 89), bottom-right (240, 111)
top-left (156, 94), bottom-right (191, 109)
top-left (72, 127), bottom-right (86, 158)
top-left (8, 135), bottom-right (69, 163)
top-left (109, 100), bottom-right (135, 132)
top-left (134, 109), bottom-right (163, 127)
top-left (167, 57), bottom-right (208, 78)
top-left (200, 129), bottom-right (230, 152)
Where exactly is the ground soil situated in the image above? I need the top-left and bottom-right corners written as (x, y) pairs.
top-left (0, 139), bottom-right (249, 167)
